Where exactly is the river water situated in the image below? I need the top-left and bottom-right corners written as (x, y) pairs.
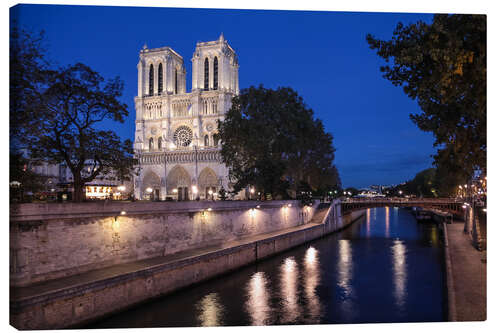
top-left (88, 207), bottom-right (447, 328)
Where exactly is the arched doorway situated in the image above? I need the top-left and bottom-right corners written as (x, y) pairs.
top-left (198, 167), bottom-right (218, 200)
top-left (167, 165), bottom-right (191, 200)
top-left (141, 170), bottom-right (161, 200)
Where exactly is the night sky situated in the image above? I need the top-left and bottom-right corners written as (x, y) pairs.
top-left (11, 4), bottom-right (437, 188)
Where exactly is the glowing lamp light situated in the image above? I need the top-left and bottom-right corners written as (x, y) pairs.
top-left (207, 208), bottom-right (212, 212)
top-left (343, 191), bottom-right (346, 195)
top-left (192, 185), bottom-right (198, 194)
top-left (256, 205), bottom-right (261, 209)
top-left (146, 187), bottom-right (153, 193)
top-left (173, 188), bottom-right (178, 194)
top-left (250, 187), bottom-right (255, 194)
top-left (462, 205), bottom-right (467, 209)
top-left (483, 208), bottom-right (487, 212)
top-left (120, 211), bottom-right (126, 215)
top-left (287, 203), bottom-right (292, 207)
top-left (118, 185), bottom-right (126, 192)
top-left (208, 190), bottom-right (213, 195)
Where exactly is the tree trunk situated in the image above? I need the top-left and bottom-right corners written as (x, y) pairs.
top-left (72, 173), bottom-right (85, 202)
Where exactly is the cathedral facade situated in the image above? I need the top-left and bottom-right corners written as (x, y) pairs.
top-left (133, 34), bottom-right (239, 200)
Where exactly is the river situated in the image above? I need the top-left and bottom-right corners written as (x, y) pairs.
top-left (87, 206), bottom-right (447, 327)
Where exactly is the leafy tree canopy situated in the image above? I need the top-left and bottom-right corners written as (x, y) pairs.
top-left (10, 26), bottom-right (136, 201)
top-left (218, 85), bottom-right (340, 200)
top-left (367, 14), bottom-right (486, 187)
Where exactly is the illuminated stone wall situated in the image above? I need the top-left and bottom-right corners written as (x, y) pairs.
top-left (10, 200), bottom-right (319, 287)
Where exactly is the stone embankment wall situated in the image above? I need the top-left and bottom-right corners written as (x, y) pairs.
top-left (10, 200), bottom-right (319, 287)
top-left (10, 200), bottom-right (367, 330)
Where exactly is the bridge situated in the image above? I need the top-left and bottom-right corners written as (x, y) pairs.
top-left (341, 198), bottom-right (464, 215)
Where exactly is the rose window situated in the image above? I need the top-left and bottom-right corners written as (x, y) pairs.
top-left (173, 126), bottom-right (193, 147)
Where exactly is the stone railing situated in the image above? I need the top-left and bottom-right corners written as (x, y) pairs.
top-left (139, 148), bottom-right (221, 164)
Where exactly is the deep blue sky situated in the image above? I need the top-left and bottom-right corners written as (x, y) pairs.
top-left (11, 4), bottom-right (437, 188)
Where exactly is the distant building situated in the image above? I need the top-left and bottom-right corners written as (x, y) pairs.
top-left (30, 160), bottom-right (131, 200)
top-left (133, 34), bottom-right (240, 200)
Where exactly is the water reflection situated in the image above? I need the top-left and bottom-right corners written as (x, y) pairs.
top-left (337, 239), bottom-right (356, 320)
top-left (196, 293), bottom-right (224, 326)
top-left (246, 272), bottom-right (271, 325)
top-left (303, 247), bottom-right (321, 323)
top-left (392, 240), bottom-right (407, 309)
top-left (280, 257), bottom-right (300, 323)
top-left (385, 206), bottom-right (390, 237)
top-left (366, 209), bottom-right (371, 236)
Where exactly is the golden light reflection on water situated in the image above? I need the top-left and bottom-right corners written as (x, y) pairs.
top-left (366, 209), bottom-right (371, 236)
top-left (196, 293), bottom-right (224, 326)
top-left (337, 239), bottom-right (356, 319)
top-left (392, 240), bottom-right (407, 309)
top-left (304, 247), bottom-right (321, 323)
top-left (245, 272), bottom-right (271, 325)
top-left (279, 257), bottom-right (300, 323)
top-left (337, 240), bottom-right (352, 293)
top-left (385, 206), bottom-right (390, 237)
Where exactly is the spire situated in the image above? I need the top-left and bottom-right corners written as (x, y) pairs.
top-left (142, 42), bottom-right (148, 50)
top-left (219, 32), bottom-right (225, 42)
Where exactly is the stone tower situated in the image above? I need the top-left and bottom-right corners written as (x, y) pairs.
top-left (133, 34), bottom-right (239, 201)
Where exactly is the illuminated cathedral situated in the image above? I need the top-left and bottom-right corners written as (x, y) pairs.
top-left (133, 33), bottom-right (239, 200)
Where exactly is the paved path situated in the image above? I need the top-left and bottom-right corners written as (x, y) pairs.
top-left (446, 221), bottom-right (486, 321)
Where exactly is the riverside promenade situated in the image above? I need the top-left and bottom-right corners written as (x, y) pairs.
top-left (12, 203), bottom-right (362, 329)
top-left (445, 221), bottom-right (486, 321)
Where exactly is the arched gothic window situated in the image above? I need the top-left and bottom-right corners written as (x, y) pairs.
top-left (204, 58), bottom-right (209, 91)
top-left (175, 69), bottom-right (178, 94)
top-left (204, 135), bottom-right (209, 147)
top-left (213, 57), bottom-right (218, 90)
top-left (158, 63), bottom-right (163, 94)
top-left (149, 137), bottom-right (154, 151)
top-left (158, 137), bottom-right (162, 150)
top-left (149, 64), bottom-right (154, 96)
top-left (211, 134), bottom-right (216, 147)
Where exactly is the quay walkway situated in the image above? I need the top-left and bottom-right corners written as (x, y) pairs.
top-left (445, 220), bottom-right (486, 321)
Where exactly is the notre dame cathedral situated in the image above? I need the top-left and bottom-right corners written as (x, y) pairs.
top-left (133, 34), bottom-right (239, 200)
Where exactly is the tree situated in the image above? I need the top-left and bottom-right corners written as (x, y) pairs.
top-left (10, 23), bottom-right (50, 150)
top-left (9, 152), bottom-right (47, 202)
top-left (218, 85), bottom-right (340, 199)
top-left (19, 62), bottom-right (136, 202)
top-left (367, 14), bottom-right (486, 185)
top-left (218, 187), bottom-right (228, 201)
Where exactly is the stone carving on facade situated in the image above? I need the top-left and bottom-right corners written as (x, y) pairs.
top-left (134, 34), bottom-right (239, 200)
